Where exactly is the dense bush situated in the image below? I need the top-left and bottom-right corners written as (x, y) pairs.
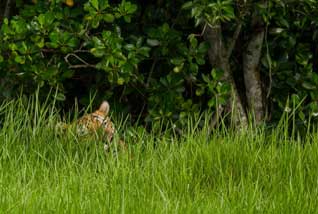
top-left (1, 0), bottom-right (318, 128)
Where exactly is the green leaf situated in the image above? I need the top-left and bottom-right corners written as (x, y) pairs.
top-left (302, 81), bottom-right (316, 90)
top-left (18, 42), bottom-right (28, 54)
top-left (269, 28), bottom-right (285, 34)
top-left (121, 63), bottom-right (134, 73)
top-left (67, 37), bottom-right (79, 48)
top-left (170, 58), bottom-right (185, 65)
top-left (202, 74), bottom-right (210, 83)
top-left (49, 32), bottom-right (59, 45)
top-left (189, 63), bottom-right (198, 73)
top-left (124, 44), bottom-right (135, 51)
top-left (124, 16), bottom-right (131, 23)
top-left (196, 88), bottom-right (204, 96)
top-left (15, 55), bottom-right (26, 64)
top-left (11, 19), bottom-right (28, 34)
top-left (188, 34), bottom-right (198, 48)
top-left (103, 14), bottom-right (115, 23)
top-left (42, 67), bottom-right (58, 80)
top-left (208, 98), bottom-right (216, 107)
top-left (197, 42), bottom-right (209, 54)
top-left (91, 47), bottom-right (105, 57)
top-left (222, 5), bottom-right (235, 20)
top-left (196, 57), bottom-right (205, 65)
top-left (62, 70), bottom-right (74, 79)
top-left (219, 82), bottom-right (231, 94)
top-left (127, 3), bottom-right (137, 13)
top-left (211, 68), bottom-right (223, 80)
top-left (0, 55), bottom-right (3, 63)
top-left (120, 1), bottom-right (137, 14)
top-left (99, 0), bottom-right (109, 10)
top-left (161, 47), bottom-right (169, 56)
top-left (55, 92), bottom-right (66, 101)
top-left (176, 86), bottom-right (185, 93)
top-left (298, 111), bottom-right (305, 121)
top-left (9, 43), bottom-right (17, 51)
top-left (61, 32), bottom-right (72, 43)
top-left (92, 36), bottom-right (105, 48)
top-left (182, 2), bottom-right (193, 10)
top-left (38, 12), bottom-right (55, 27)
top-left (90, 0), bottom-right (99, 10)
top-left (117, 77), bottom-right (125, 85)
top-left (218, 96), bottom-right (227, 105)
top-left (162, 23), bottom-right (170, 33)
top-left (173, 63), bottom-right (184, 73)
top-left (36, 38), bottom-right (45, 48)
top-left (114, 12), bottom-right (121, 19)
top-left (138, 47), bottom-right (150, 57)
top-left (37, 14), bottom-right (46, 26)
top-left (61, 47), bottom-right (71, 53)
top-left (92, 18), bottom-right (100, 28)
top-left (146, 39), bottom-right (160, 47)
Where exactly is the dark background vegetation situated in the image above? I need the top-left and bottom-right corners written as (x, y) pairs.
top-left (1, 0), bottom-right (318, 129)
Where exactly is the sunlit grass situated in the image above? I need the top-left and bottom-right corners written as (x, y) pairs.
top-left (0, 96), bottom-right (318, 213)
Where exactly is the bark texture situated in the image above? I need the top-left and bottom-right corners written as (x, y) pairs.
top-left (243, 30), bottom-right (265, 123)
top-left (204, 24), bottom-right (247, 127)
top-left (4, 0), bottom-right (13, 18)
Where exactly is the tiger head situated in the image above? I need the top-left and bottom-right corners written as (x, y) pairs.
top-left (76, 101), bottom-right (115, 143)
top-left (56, 100), bottom-right (124, 152)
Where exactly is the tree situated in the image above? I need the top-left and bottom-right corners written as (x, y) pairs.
top-left (1, 0), bottom-right (318, 129)
top-left (184, 0), bottom-right (318, 127)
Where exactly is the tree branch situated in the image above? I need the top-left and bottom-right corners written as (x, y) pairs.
top-left (68, 64), bottom-right (96, 69)
top-left (4, 0), bottom-right (13, 19)
top-left (204, 23), bottom-right (247, 128)
top-left (146, 57), bottom-right (157, 88)
top-left (64, 53), bottom-right (96, 69)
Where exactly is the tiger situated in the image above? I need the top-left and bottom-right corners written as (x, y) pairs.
top-left (76, 101), bottom-right (114, 141)
top-left (57, 100), bottom-right (125, 152)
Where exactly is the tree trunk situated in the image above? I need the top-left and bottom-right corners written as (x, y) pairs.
top-left (4, 0), bottom-right (13, 19)
top-left (204, 24), bottom-right (247, 127)
top-left (243, 29), bottom-right (265, 124)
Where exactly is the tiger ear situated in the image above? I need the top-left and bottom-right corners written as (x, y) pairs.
top-left (98, 101), bottom-right (110, 115)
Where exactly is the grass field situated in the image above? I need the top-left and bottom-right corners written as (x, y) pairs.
top-left (1, 97), bottom-right (318, 213)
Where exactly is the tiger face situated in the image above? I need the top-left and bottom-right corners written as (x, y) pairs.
top-left (76, 101), bottom-right (115, 143)
top-left (56, 100), bottom-right (125, 152)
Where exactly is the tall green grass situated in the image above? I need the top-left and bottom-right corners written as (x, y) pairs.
top-left (0, 96), bottom-right (318, 213)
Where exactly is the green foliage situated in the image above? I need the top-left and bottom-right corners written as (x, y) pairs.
top-left (182, 0), bottom-right (318, 126)
top-left (197, 68), bottom-right (231, 108)
top-left (0, 1), bottom-right (211, 126)
top-left (145, 24), bottom-right (209, 123)
top-left (0, 1), bottom-right (150, 102)
top-left (183, 0), bottom-right (235, 26)
top-left (260, 1), bottom-right (318, 122)
top-left (2, 0), bottom-right (318, 127)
